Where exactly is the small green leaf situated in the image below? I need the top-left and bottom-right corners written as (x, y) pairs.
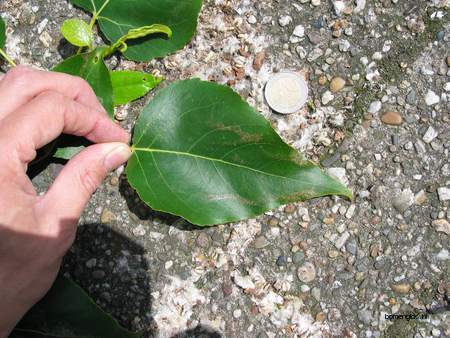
top-left (0, 17), bottom-right (6, 49)
top-left (53, 146), bottom-right (84, 160)
top-left (111, 70), bottom-right (162, 106)
top-left (11, 275), bottom-right (141, 338)
top-left (70, 0), bottom-right (203, 61)
top-left (127, 79), bottom-right (352, 226)
top-left (53, 47), bottom-right (114, 117)
top-left (61, 18), bottom-right (93, 47)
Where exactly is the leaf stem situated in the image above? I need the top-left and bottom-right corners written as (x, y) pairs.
top-left (77, 0), bottom-right (111, 55)
top-left (0, 48), bottom-right (16, 67)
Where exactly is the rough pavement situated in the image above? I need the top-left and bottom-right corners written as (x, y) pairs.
top-left (1, 0), bottom-right (449, 337)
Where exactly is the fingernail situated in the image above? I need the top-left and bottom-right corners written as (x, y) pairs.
top-left (104, 144), bottom-right (132, 171)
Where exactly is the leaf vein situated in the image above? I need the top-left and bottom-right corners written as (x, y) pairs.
top-left (134, 148), bottom-right (323, 188)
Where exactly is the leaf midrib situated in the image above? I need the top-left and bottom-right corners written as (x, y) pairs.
top-left (132, 147), bottom-right (320, 187)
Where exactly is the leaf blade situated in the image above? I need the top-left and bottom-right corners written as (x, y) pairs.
top-left (11, 275), bottom-right (140, 338)
top-left (111, 70), bottom-right (162, 106)
top-left (127, 79), bottom-right (352, 226)
top-left (53, 48), bottom-right (114, 117)
top-left (61, 19), bottom-right (93, 47)
top-left (70, 0), bottom-right (203, 61)
top-left (53, 146), bottom-right (85, 160)
top-left (0, 17), bottom-right (6, 49)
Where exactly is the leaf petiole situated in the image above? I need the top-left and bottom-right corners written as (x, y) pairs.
top-left (0, 47), bottom-right (16, 67)
top-left (77, 0), bottom-right (111, 54)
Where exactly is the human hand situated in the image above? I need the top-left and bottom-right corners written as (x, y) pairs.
top-left (0, 66), bottom-right (131, 337)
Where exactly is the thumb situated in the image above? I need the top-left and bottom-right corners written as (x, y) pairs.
top-left (38, 142), bottom-right (131, 225)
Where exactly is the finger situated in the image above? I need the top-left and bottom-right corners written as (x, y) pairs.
top-left (0, 90), bottom-right (129, 165)
top-left (35, 142), bottom-right (131, 228)
top-left (0, 66), bottom-right (105, 120)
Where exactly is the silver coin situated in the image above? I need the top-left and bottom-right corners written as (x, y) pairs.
top-left (264, 71), bottom-right (309, 114)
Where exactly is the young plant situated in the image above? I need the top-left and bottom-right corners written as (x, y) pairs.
top-left (2, 0), bottom-right (353, 336)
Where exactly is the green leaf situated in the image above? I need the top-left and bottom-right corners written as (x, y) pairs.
top-left (10, 275), bottom-right (140, 338)
top-left (70, 0), bottom-right (203, 61)
top-left (0, 16), bottom-right (16, 67)
top-left (53, 47), bottom-right (114, 117)
top-left (53, 146), bottom-right (84, 160)
top-left (0, 17), bottom-right (5, 49)
top-left (127, 79), bottom-right (352, 226)
top-left (111, 70), bottom-right (162, 106)
top-left (61, 18), bottom-right (93, 47)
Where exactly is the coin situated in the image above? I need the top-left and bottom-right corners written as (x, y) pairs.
top-left (264, 72), bottom-right (308, 114)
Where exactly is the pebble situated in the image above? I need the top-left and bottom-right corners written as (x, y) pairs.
top-left (391, 283), bottom-right (411, 294)
top-left (368, 101), bottom-right (381, 114)
top-left (276, 255), bottom-right (287, 266)
top-left (334, 231), bottom-right (350, 249)
top-left (339, 39), bottom-right (350, 52)
top-left (253, 50), bottom-right (266, 71)
top-left (196, 232), bottom-right (212, 248)
top-left (425, 90), bottom-right (440, 106)
top-left (132, 224), bottom-right (146, 237)
top-left (311, 287), bottom-right (321, 301)
top-left (358, 309), bottom-right (372, 325)
top-left (328, 250), bottom-right (339, 258)
top-left (381, 111), bottom-right (402, 125)
top-left (278, 15), bottom-right (292, 27)
top-left (292, 25), bottom-right (305, 38)
top-left (447, 56), bottom-right (450, 67)
top-left (436, 249), bottom-right (449, 260)
top-left (406, 89), bottom-right (417, 104)
top-left (392, 189), bottom-right (414, 213)
top-left (109, 175), bottom-right (119, 186)
top-left (330, 77), bottom-right (346, 93)
top-left (422, 126), bottom-right (438, 143)
top-left (222, 284), bottom-right (233, 297)
top-left (437, 187), bottom-right (450, 201)
top-left (432, 219), bottom-right (450, 235)
top-left (233, 309), bottom-right (242, 319)
top-left (85, 258), bottom-right (97, 268)
top-left (346, 238), bottom-right (358, 255)
top-left (253, 236), bottom-right (270, 249)
top-left (247, 15), bottom-right (257, 24)
top-left (322, 90), bottom-right (334, 105)
top-left (101, 208), bottom-right (116, 224)
top-left (292, 251), bottom-right (305, 265)
top-left (345, 204), bottom-right (356, 219)
top-left (414, 190), bottom-right (427, 205)
top-left (297, 262), bottom-right (316, 283)
top-left (311, 0), bottom-right (321, 6)
top-left (300, 284), bottom-right (310, 292)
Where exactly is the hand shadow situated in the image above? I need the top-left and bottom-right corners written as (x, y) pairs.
top-left (6, 221), bottom-right (222, 338)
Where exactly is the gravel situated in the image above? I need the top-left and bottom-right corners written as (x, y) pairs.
top-left (2, 0), bottom-right (449, 337)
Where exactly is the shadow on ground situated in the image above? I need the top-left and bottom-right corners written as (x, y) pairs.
top-left (64, 223), bottom-right (221, 337)
top-left (119, 175), bottom-right (200, 232)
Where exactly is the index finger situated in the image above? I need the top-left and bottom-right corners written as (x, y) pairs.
top-left (0, 91), bottom-right (129, 167)
top-left (0, 66), bottom-right (106, 121)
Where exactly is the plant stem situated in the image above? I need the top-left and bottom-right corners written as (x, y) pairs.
top-left (77, 0), bottom-right (111, 55)
top-left (0, 48), bottom-right (16, 67)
